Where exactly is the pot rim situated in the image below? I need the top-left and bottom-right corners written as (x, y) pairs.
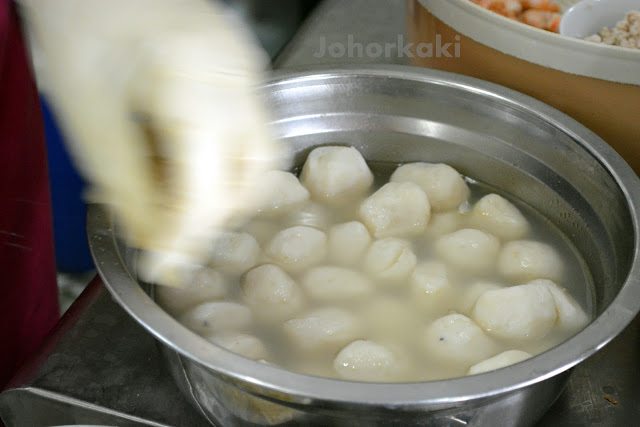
top-left (418, 0), bottom-right (640, 85)
top-left (89, 65), bottom-right (640, 407)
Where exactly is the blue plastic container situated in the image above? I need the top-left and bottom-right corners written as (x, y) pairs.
top-left (41, 97), bottom-right (94, 272)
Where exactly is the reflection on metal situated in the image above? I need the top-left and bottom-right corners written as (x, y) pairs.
top-left (448, 415), bottom-right (469, 425)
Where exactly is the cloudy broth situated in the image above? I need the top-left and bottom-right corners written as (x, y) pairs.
top-left (157, 159), bottom-right (593, 382)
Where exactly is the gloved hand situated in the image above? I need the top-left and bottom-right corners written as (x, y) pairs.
top-left (20, 0), bottom-right (287, 286)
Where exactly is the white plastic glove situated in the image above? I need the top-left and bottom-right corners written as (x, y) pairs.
top-left (20, 0), bottom-right (287, 286)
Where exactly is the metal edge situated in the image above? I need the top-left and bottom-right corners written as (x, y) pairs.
top-left (0, 387), bottom-right (169, 427)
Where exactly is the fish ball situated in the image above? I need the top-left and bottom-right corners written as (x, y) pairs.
top-left (435, 228), bottom-right (500, 274)
top-left (333, 340), bottom-right (400, 382)
top-left (455, 281), bottom-right (503, 315)
top-left (155, 268), bottom-right (227, 315)
top-left (242, 264), bottom-right (304, 322)
top-left (179, 302), bottom-right (252, 335)
top-left (327, 221), bottom-right (372, 266)
top-left (256, 170), bottom-right (310, 216)
top-left (391, 163), bottom-right (469, 212)
top-left (207, 333), bottom-right (268, 360)
top-left (359, 182), bottom-right (431, 238)
top-left (409, 261), bottom-right (454, 312)
top-left (498, 240), bottom-right (564, 283)
top-left (300, 146), bottom-right (374, 204)
top-left (265, 226), bottom-right (327, 272)
top-left (470, 194), bottom-right (529, 241)
top-left (362, 238), bottom-right (417, 285)
top-left (284, 307), bottom-right (361, 352)
top-left (424, 211), bottom-right (466, 239)
top-left (422, 314), bottom-right (497, 366)
top-left (209, 232), bottom-right (261, 276)
top-left (467, 350), bottom-right (532, 375)
top-left (533, 279), bottom-right (589, 332)
top-left (472, 282), bottom-right (557, 341)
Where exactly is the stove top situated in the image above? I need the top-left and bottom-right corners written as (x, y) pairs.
top-left (0, 277), bottom-right (638, 426)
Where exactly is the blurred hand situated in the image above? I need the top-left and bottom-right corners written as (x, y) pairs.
top-left (21, 0), bottom-right (287, 286)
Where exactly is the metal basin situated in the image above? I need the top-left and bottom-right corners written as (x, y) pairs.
top-left (87, 65), bottom-right (640, 426)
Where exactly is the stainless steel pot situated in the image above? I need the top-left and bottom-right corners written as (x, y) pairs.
top-left (88, 65), bottom-right (640, 426)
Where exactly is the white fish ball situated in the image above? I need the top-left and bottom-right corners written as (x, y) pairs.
top-left (497, 240), bottom-right (564, 283)
top-left (533, 279), bottom-right (589, 332)
top-left (242, 264), bottom-right (304, 322)
top-left (255, 170), bottom-right (310, 216)
top-left (155, 268), bottom-right (227, 315)
top-left (284, 307), bottom-right (361, 352)
top-left (209, 232), bottom-right (261, 276)
top-left (300, 146), bottom-right (374, 204)
top-left (359, 182), bottom-right (431, 238)
top-left (467, 350), bottom-right (532, 375)
top-left (470, 194), bottom-right (529, 241)
top-left (455, 281), bottom-right (503, 315)
top-left (301, 266), bottom-right (373, 302)
top-left (362, 238), bottom-right (417, 285)
top-left (424, 211), bottom-right (466, 239)
top-left (207, 333), bottom-right (268, 360)
top-left (435, 228), bottom-right (500, 274)
top-left (265, 226), bottom-right (327, 272)
top-left (409, 261), bottom-right (454, 312)
top-left (422, 313), bottom-right (497, 366)
top-left (333, 340), bottom-right (400, 382)
top-left (472, 282), bottom-right (557, 341)
top-left (391, 163), bottom-right (469, 212)
top-left (327, 221), bottom-right (372, 266)
top-left (179, 302), bottom-right (252, 335)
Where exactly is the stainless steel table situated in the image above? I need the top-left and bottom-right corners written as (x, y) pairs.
top-left (2, 0), bottom-right (638, 425)
top-left (0, 278), bottom-right (208, 427)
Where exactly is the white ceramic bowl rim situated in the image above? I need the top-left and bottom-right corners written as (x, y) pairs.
top-left (420, 0), bottom-right (640, 85)
top-left (560, 0), bottom-right (640, 39)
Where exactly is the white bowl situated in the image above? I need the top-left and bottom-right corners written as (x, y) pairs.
top-left (560, 0), bottom-right (640, 38)
top-left (420, 0), bottom-right (640, 84)
top-left (410, 0), bottom-right (640, 175)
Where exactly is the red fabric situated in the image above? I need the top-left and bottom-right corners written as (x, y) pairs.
top-left (0, 0), bottom-right (59, 390)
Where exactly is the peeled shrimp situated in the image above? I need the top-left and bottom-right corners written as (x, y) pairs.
top-left (521, 10), bottom-right (561, 32)
top-left (471, 0), bottom-right (562, 32)
top-left (521, 0), bottom-right (560, 12)
top-left (472, 0), bottom-right (523, 19)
